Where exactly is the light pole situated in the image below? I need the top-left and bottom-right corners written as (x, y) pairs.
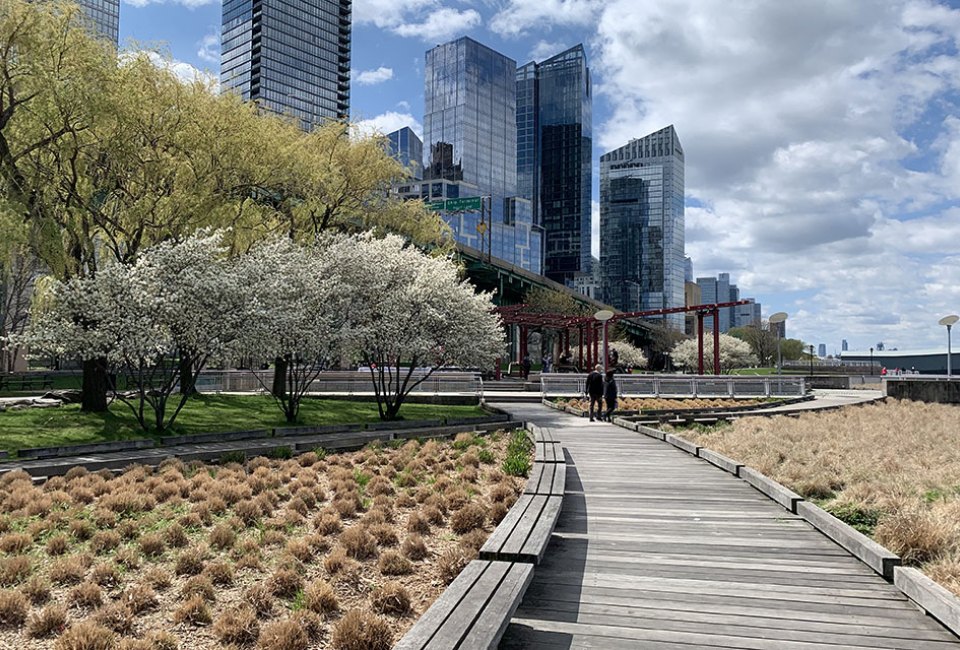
top-left (869, 347), bottom-right (874, 375)
top-left (594, 310), bottom-right (615, 372)
top-left (769, 312), bottom-right (788, 377)
top-left (809, 344), bottom-right (814, 377)
top-left (940, 315), bottom-right (959, 376)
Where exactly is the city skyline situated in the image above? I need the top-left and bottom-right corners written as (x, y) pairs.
top-left (115, 1), bottom-right (960, 351)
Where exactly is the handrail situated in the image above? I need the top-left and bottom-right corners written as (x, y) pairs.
top-left (193, 370), bottom-right (483, 397)
top-left (540, 373), bottom-right (805, 398)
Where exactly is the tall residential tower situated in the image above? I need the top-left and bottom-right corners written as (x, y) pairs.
top-left (600, 125), bottom-right (685, 329)
top-left (516, 45), bottom-right (591, 286)
top-left (79, 0), bottom-right (119, 44)
top-left (221, 0), bottom-right (352, 127)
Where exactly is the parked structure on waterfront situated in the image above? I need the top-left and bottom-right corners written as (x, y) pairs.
top-left (516, 45), bottom-right (591, 287)
top-left (221, 0), bottom-right (352, 127)
top-left (600, 126), bottom-right (685, 329)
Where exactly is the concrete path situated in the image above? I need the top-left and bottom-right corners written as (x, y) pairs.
top-left (491, 402), bottom-right (958, 650)
top-left (756, 389), bottom-right (884, 414)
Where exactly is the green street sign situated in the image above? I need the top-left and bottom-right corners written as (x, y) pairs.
top-left (425, 200), bottom-right (446, 211)
top-left (445, 197), bottom-right (483, 212)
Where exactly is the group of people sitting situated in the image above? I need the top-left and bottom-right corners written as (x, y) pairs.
top-left (585, 364), bottom-right (618, 422)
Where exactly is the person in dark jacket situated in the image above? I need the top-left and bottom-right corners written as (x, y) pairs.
top-left (521, 354), bottom-right (531, 380)
top-left (603, 369), bottom-right (618, 422)
top-left (585, 364), bottom-right (604, 421)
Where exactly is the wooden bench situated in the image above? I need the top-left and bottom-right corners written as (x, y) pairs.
top-left (0, 375), bottom-right (53, 392)
top-left (394, 560), bottom-right (532, 650)
top-left (524, 461), bottom-right (565, 497)
top-left (534, 441), bottom-right (562, 464)
top-left (479, 494), bottom-right (562, 565)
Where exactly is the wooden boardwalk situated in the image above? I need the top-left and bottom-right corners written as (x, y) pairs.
top-left (493, 403), bottom-right (960, 650)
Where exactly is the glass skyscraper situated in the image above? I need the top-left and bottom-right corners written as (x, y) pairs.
top-left (516, 45), bottom-right (591, 286)
top-left (422, 37), bottom-right (542, 273)
top-left (220, 0), bottom-right (352, 128)
top-left (600, 125), bottom-right (685, 329)
top-left (79, 0), bottom-right (119, 45)
top-left (386, 127), bottom-right (423, 180)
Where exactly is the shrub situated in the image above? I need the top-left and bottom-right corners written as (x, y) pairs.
top-left (119, 583), bottom-right (157, 614)
top-left (331, 608), bottom-right (393, 650)
top-left (450, 503), bottom-right (486, 534)
top-left (401, 534), bottom-right (428, 561)
top-left (54, 621), bottom-right (115, 650)
top-left (371, 581), bottom-right (411, 615)
top-left (437, 546), bottom-right (472, 584)
top-left (270, 568), bottom-right (303, 599)
top-left (89, 530), bottom-right (121, 555)
top-left (46, 534), bottom-right (71, 556)
top-left (209, 523), bottom-right (237, 551)
top-left (377, 550), bottom-right (413, 576)
top-left (340, 526), bottom-right (377, 560)
top-left (68, 581), bottom-right (103, 609)
top-left (256, 618), bottom-right (308, 650)
top-left (0, 589), bottom-right (28, 627)
top-left (49, 556), bottom-right (87, 585)
top-left (173, 594), bottom-right (212, 625)
top-left (92, 602), bottom-right (134, 634)
top-left (138, 533), bottom-right (166, 558)
top-left (0, 555), bottom-right (32, 586)
top-left (244, 583), bottom-right (275, 617)
top-left (204, 559), bottom-right (235, 586)
top-left (27, 603), bottom-right (67, 638)
top-left (174, 547), bottom-right (207, 576)
top-left (214, 605), bottom-right (260, 646)
top-left (181, 575), bottom-right (216, 602)
top-left (304, 580), bottom-right (339, 614)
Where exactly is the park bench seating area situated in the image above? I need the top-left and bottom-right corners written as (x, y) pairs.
top-left (397, 423), bottom-right (564, 649)
top-left (0, 374), bottom-right (53, 392)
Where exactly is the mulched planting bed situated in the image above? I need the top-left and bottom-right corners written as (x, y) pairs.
top-left (0, 429), bottom-right (525, 649)
top-left (557, 397), bottom-right (764, 412)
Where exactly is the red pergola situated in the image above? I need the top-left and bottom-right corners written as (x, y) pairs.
top-left (496, 301), bottom-right (754, 375)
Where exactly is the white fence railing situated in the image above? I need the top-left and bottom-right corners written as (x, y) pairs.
top-left (194, 370), bottom-right (483, 398)
top-left (541, 373), bottom-right (806, 398)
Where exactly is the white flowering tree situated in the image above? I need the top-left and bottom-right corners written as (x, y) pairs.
top-left (24, 232), bottom-right (249, 432)
top-left (671, 334), bottom-right (758, 374)
top-left (330, 234), bottom-right (504, 421)
top-left (609, 340), bottom-right (648, 370)
top-left (234, 237), bottom-right (347, 424)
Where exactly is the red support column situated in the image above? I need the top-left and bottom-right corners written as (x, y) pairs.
top-left (586, 325), bottom-right (593, 368)
top-left (578, 327), bottom-right (584, 369)
top-left (519, 326), bottom-right (528, 364)
top-left (712, 308), bottom-right (721, 375)
top-left (697, 313), bottom-right (705, 375)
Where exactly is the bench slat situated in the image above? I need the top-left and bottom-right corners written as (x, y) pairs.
top-left (479, 494), bottom-right (535, 559)
top-left (498, 495), bottom-right (548, 560)
top-left (460, 562), bottom-right (534, 650)
top-left (394, 561), bottom-right (488, 650)
top-left (534, 441), bottom-right (562, 464)
top-left (426, 561), bottom-right (511, 649)
top-left (520, 495), bottom-right (562, 564)
top-left (524, 462), bottom-right (566, 497)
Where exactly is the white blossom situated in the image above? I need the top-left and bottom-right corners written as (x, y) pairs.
top-left (671, 334), bottom-right (757, 374)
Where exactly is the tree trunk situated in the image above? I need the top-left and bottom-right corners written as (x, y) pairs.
top-left (272, 356), bottom-right (287, 399)
top-left (81, 357), bottom-right (109, 412)
top-left (178, 357), bottom-right (196, 396)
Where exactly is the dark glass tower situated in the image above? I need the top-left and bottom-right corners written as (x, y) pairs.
top-left (516, 45), bottom-right (591, 286)
top-left (220, 0), bottom-right (352, 128)
top-left (386, 127), bottom-right (423, 180)
top-left (78, 0), bottom-right (119, 45)
top-left (600, 125), bottom-right (685, 329)
top-left (422, 37), bottom-right (542, 273)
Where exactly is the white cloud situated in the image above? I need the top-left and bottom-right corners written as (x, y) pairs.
top-left (353, 111), bottom-right (423, 140)
top-left (490, 0), bottom-right (603, 37)
top-left (125, 51), bottom-right (219, 89)
top-left (527, 40), bottom-right (566, 62)
top-left (353, 66), bottom-right (394, 86)
top-left (589, 0), bottom-right (960, 349)
top-left (122, 0), bottom-right (216, 8)
top-left (353, 0), bottom-right (435, 28)
top-left (396, 100), bottom-right (411, 111)
top-left (197, 31), bottom-right (219, 65)
top-left (393, 8), bottom-right (482, 42)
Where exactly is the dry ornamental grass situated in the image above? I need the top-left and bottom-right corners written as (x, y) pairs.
top-left (672, 399), bottom-right (960, 596)
top-left (0, 429), bottom-right (525, 648)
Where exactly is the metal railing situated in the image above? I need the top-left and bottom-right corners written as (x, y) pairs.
top-left (194, 370), bottom-right (483, 397)
top-left (541, 373), bottom-right (806, 398)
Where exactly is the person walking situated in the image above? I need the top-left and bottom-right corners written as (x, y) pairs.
top-left (521, 354), bottom-right (531, 380)
top-left (586, 364), bottom-right (604, 422)
top-left (603, 369), bottom-right (618, 422)
top-left (543, 353), bottom-right (553, 374)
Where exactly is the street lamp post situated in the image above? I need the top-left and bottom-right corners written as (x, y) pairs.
top-left (594, 310), bottom-right (615, 372)
top-left (809, 344), bottom-right (814, 377)
top-left (870, 347), bottom-right (874, 375)
top-left (940, 315), bottom-right (959, 377)
top-left (769, 312), bottom-right (788, 377)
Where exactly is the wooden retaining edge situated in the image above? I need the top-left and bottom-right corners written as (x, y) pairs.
top-left (738, 466), bottom-right (803, 514)
top-left (697, 448), bottom-right (742, 476)
top-left (664, 433), bottom-right (699, 456)
top-left (895, 567), bottom-right (960, 637)
top-left (796, 501), bottom-right (900, 581)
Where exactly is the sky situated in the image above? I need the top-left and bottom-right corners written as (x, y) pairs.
top-left (118, 0), bottom-right (960, 354)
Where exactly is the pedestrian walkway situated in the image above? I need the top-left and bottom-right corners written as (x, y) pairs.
top-left (491, 403), bottom-right (959, 649)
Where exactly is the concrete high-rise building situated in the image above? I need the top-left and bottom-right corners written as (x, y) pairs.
top-left (516, 45), bottom-right (591, 286)
top-left (221, 0), bottom-right (351, 128)
top-left (842, 339), bottom-right (849, 352)
top-left (684, 257), bottom-right (694, 284)
top-left (600, 125), bottom-right (685, 329)
top-left (734, 300), bottom-right (762, 329)
top-left (386, 127), bottom-right (423, 180)
top-left (818, 343), bottom-right (827, 358)
top-left (421, 37), bottom-right (542, 273)
top-left (78, 0), bottom-right (119, 44)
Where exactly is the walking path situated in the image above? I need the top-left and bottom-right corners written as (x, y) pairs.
top-left (491, 402), bottom-right (959, 650)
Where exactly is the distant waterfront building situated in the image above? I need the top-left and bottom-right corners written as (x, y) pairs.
top-left (600, 125), bottom-right (685, 329)
top-left (733, 300), bottom-right (762, 329)
top-left (842, 339), bottom-right (849, 352)
top-left (516, 45), bottom-right (591, 286)
top-left (386, 127), bottom-right (423, 180)
top-left (421, 37), bottom-right (541, 273)
top-left (79, 0), bottom-right (119, 44)
top-left (818, 343), bottom-right (827, 358)
top-left (221, 0), bottom-right (352, 128)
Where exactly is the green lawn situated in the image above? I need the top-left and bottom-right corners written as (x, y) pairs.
top-left (730, 367), bottom-right (777, 375)
top-left (0, 395), bottom-right (487, 453)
